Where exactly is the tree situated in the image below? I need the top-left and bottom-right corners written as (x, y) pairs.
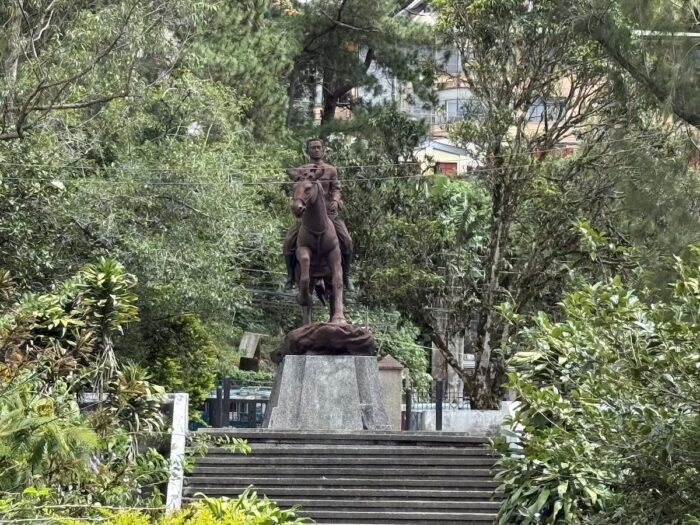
top-left (0, 0), bottom-right (190, 141)
top-left (427, 0), bottom-right (630, 407)
top-left (325, 106), bottom-right (489, 386)
top-left (563, 0), bottom-right (700, 130)
top-left (283, 0), bottom-right (436, 125)
top-left (496, 247), bottom-right (700, 524)
top-left (0, 260), bottom-right (169, 512)
top-left (0, 0), bottom-right (300, 388)
top-left (187, 0), bottom-right (296, 139)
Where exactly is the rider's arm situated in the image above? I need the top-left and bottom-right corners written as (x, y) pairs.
top-left (328, 166), bottom-right (342, 205)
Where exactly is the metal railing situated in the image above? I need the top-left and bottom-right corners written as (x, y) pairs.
top-left (204, 378), bottom-right (272, 428)
top-left (405, 98), bottom-right (487, 126)
top-left (403, 380), bottom-right (471, 431)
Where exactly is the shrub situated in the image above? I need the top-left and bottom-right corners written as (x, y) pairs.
top-left (495, 248), bottom-right (700, 524)
top-left (1, 491), bottom-right (309, 525)
top-left (142, 313), bottom-right (218, 410)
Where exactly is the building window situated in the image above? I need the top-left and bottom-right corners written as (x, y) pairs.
top-left (445, 100), bottom-right (460, 121)
top-left (434, 98), bottom-right (485, 124)
top-left (527, 97), bottom-right (566, 123)
top-left (437, 162), bottom-right (458, 174)
top-left (436, 48), bottom-right (461, 75)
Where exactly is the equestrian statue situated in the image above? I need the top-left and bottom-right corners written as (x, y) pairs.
top-left (284, 139), bottom-right (353, 325)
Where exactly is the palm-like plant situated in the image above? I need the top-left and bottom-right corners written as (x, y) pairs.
top-left (0, 376), bottom-right (98, 491)
top-left (77, 258), bottom-right (139, 397)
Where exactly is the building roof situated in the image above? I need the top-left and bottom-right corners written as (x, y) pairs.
top-left (417, 139), bottom-right (470, 157)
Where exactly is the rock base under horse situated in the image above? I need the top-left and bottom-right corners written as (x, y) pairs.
top-left (271, 322), bottom-right (375, 363)
top-left (263, 354), bottom-right (391, 431)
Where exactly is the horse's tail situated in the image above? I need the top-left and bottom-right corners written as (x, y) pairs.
top-left (314, 279), bottom-right (327, 306)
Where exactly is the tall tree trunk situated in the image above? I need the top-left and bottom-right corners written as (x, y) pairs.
top-left (321, 95), bottom-right (338, 123)
top-left (471, 178), bottom-right (512, 409)
top-left (286, 62), bottom-right (302, 127)
top-left (321, 67), bottom-right (337, 124)
top-left (320, 48), bottom-right (374, 124)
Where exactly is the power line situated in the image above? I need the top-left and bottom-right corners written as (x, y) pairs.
top-left (0, 145), bottom-right (659, 187)
top-left (0, 160), bottom-right (420, 173)
top-left (0, 132), bottom-right (678, 183)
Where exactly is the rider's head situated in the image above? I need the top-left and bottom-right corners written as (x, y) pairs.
top-left (306, 138), bottom-right (324, 162)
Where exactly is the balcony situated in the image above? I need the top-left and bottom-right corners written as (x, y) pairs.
top-left (405, 98), bottom-right (486, 126)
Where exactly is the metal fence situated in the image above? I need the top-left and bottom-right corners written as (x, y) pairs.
top-left (204, 378), bottom-right (272, 428)
top-left (203, 377), bottom-right (470, 431)
top-left (403, 380), bottom-right (471, 431)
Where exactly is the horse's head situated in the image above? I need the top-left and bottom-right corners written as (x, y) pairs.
top-left (291, 179), bottom-right (319, 218)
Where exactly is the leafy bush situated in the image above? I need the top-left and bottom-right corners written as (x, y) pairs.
top-left (226, 368), bottom-right (274, 386)
top-left (139, 312), bottom-right (218, 410)
top-left (374, 318), bottom-right (431, 389)
top-left (0, 261), bottom-right (171, 515)
top-left (495, 248), bottom-right (700, 524)
top-left (0, 376), bottom-right (98, 493)
top-left (174, 491), bottom-right (308, 524)
top-left (2, 491), bottom-right (308, 525)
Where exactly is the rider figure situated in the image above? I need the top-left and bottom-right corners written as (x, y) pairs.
top-left (283, 138), bottom-right (354, 291)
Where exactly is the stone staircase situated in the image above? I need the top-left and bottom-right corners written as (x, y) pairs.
top-left (184, 429), bottom-right (501, 524)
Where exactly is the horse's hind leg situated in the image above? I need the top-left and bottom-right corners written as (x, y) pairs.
top-left (325, 276), bottom-right (334, 322)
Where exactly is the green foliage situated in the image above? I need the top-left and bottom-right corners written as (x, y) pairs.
top-left (562, 0), bottom-right (700, 128)
top-left (183, 491), bottom-right (308, 524)
top-left (134, 312), bottom-right (218, 411)
top-left (0, 263), bottom-right (171, 516)
top-left (374, 316), bottom-right (431, 389)
top-left (0, 258), bottom-right (138, 386)
top-left (496, 247), bottom-right (700, 523)
top-left (0, 0), bottom-right (304, 408)
top-left (79, 258), bottom-right (140, 333)
top-left (225, 368), bottom-right (275, 386)
top-left (0, 376), bottom-right (98, 492)
top-left (93, 365), bottom-right (166, 458)
top-left (5, 490), bottom-right (309, 525)
top-left (285, 0), bottom-right (437, 124)
top-left (187, 1), bottom-right (295, 139)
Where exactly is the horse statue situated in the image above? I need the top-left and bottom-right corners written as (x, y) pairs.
top-left (291, 177), bottom-right (346, 325)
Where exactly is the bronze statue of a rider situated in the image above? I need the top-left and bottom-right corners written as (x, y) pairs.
top-left (283, 138), bottom-right (353, 291)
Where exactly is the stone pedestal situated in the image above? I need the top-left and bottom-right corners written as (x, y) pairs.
top-left (378, 355), bottom-right (404, 431)
top-left (263, 355), bottom-right (391, 431)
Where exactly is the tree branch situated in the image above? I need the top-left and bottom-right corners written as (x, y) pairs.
top-left (28, 91), bottom-right (129, 111)
top-left (320, 10), bottom-right (378, 32)
top-left (589, 15), bottom-right (700, 129)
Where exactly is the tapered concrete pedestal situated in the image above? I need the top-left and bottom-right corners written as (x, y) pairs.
top-left (263, 355), bottom-right (391, 431)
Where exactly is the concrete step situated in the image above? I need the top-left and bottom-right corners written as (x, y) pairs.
top-left (270, 499), bottom-right (502, 511)
top-left (197, 429), bottom-right (490, 447)
top-left (186, 476), bottom-right (499, 489)
top-left (193, 455), bottom-right (493, 466)
top-left (186, 430), bottom-right (502, 523)
top-left (313, 517), bottom-right (496, 525)
top-left (183, 487), bottom-right (501, 499)
top-left (298, 510), bottom-right (497, 523)
top-left (205, 444), bottom-right (496, 456)
top-left (191, 466), bottom-right (496, 477)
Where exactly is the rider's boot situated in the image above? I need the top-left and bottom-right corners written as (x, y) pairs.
top-left (284, 254), bottom-right (296, 290)
top-left (342, 253), bottom-right (354, 292)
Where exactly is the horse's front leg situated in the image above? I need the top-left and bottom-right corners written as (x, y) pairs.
top-left (296, 247), bottom-right (313, 324)
top-left (302, 304), bottom-right (313, 325)
top-left (327, 247), bottom-right (345, 324)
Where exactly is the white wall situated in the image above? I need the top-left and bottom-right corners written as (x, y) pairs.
top-left (415, 401), bottom-right (515, 436)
